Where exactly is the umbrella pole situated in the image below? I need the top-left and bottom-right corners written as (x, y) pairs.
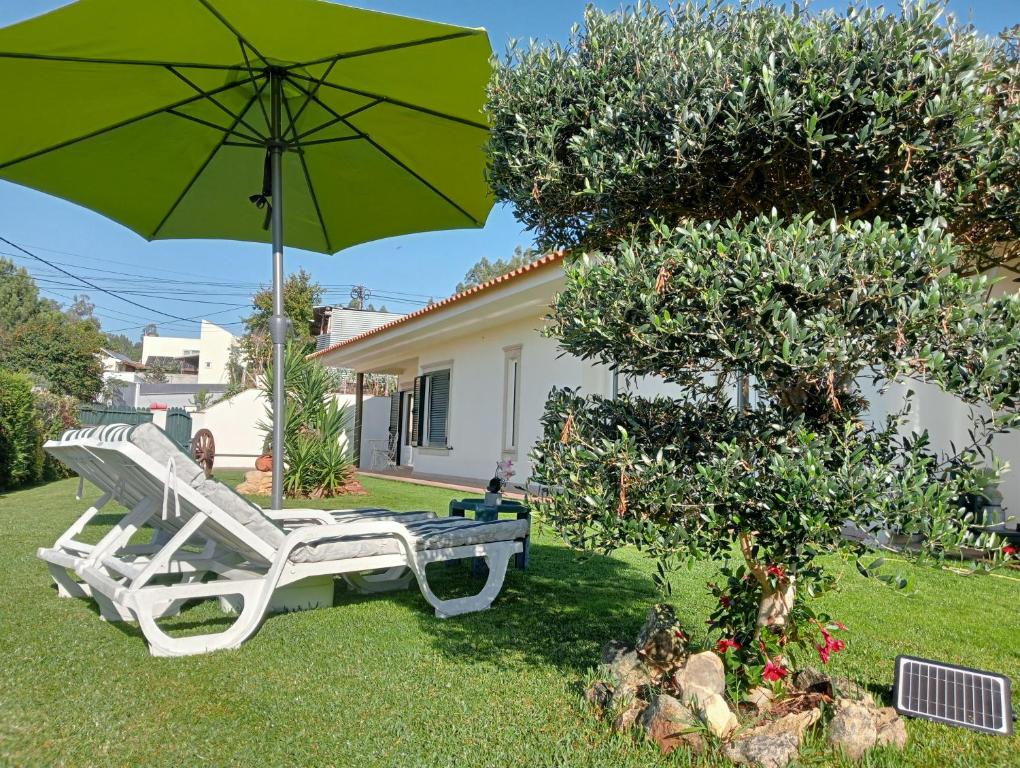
top-left (269, 70), bottom-right (286, 511)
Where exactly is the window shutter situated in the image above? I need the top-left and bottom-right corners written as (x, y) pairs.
top-left (427, 369), bottom-right (450, 448)
top-left (388, 392), bottom-right (400, 442)
top-left (410, 376), bottom-right (424, 447)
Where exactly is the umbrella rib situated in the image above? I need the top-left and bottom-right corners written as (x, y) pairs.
top-left (0, 51), bottom-right (248, 70)
top-left (150, 81), bottom-right (269, 240)
top-left (288, 58), bottom-right (340, 138)
top-left (282, 95), bottom-right (332, 252)
top-left (166, 108), bottom-right (264, 145)
top-left (165, 66), bottom-right (267, 141)
top-left (287, 71), bottom-right (488, 131)
top-left (294, 100), bottom-right (382, 142)
top-left (239, 38), bottom-right (271, 132)
top-left (0, 78), bottom-right (254, 173)
top-left (286, 76), bottom-right (481, 226)
top-left (194, 0), bottom-right (270, 67)
top-left (285, 30), bottom-right (481, 70)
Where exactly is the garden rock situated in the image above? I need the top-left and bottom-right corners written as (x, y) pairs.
top-left (599, 646), bottom-right (654, 699)
top-left (612, 698), bottom-right (647, 733)
top-left (635, 604), bottom-right (688, 671)
top-left (829, 698), bottom-right (908, 759)
top-left (746, 686), bottom-right (775, 712)
top-left (674, 651), bottom-right (726, 696)
top-left (794, 668), bottom-right (874, 706)
top-left (724, 708), bottom-right (822, 768)
top-left (639, 694), bottom-right (704, 755)
top-left (584, 680), bottom-right (613, 713)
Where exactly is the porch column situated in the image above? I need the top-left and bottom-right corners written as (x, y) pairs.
top-left (353, 372), bottom-right (365, 468)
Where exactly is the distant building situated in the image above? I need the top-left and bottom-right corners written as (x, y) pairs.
top-left (312, 306), bottom-right (404, 351)
top-left (98, 347), bottom-right (146, 383)
top-left (141, 320), bottom-right (237, 385)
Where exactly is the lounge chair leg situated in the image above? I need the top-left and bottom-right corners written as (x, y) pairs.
top-left (135, 583), bottom-right (268, 657)
top-left (47, 563), bottom-right (90, 599)
top-left (342, 567), bottom-right (413, 594)
top-left (414, 542), bottom-right (516, 619)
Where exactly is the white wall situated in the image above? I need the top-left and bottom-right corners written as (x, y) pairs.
top-left (191, 388), bottom-right (389, 471)
top-left (197, 320), bottom-right (236, 385)
top-left (404, 315), bottom-right (598, 483)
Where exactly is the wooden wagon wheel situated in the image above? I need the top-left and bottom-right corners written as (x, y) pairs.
top-left (191, 428), bottom-right (215, 478)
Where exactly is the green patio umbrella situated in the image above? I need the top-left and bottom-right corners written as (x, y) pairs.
top-left (0, 0), bottom-right (493, 509)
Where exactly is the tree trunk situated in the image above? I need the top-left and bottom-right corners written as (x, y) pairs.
top-left (756, 580), bottom-right (795, 633)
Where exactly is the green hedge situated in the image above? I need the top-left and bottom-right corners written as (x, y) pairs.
top-left (0, 370), bottom-right (44, 490)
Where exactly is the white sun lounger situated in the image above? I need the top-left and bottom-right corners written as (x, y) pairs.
top-left (39, 424), bottom-right (438, 616)
top-left (40, 424), bottom-right (528, 656)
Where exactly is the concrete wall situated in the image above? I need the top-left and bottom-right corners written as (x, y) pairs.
top-left (191, 388), bottom-right (388, 471)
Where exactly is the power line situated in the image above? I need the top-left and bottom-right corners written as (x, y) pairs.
top-left (0, 236), bottom-right (208, 324)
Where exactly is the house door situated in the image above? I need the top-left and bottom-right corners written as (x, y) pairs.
top-left (399, 390), bottom-right (414, 467)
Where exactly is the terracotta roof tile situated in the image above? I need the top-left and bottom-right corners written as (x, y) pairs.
top-left (309, 250), bottom-right (566, 359)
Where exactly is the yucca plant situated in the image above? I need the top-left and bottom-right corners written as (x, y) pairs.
top-left (259, 344), bottom-right (354, 498)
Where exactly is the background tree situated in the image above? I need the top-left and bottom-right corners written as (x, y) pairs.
top-left (141, 359), bottom-right (170, 384)
top-left (102, 332), bottom-right (142, 361)
top-left (241, 269), bottom-right (324, 378)
top-left (0, 257), bottom-right (60, 332)
top-left (64, 294), bottom-right (99, 328)
top-left (142, 323), bottom-right (158, 338)
top-left (0, 370), bottom-right (44, 490)
top-left (488, 1), bottom-right (1020, 684)
top-left (454, 245), bottom-right (537, 292)
top-left (0, 315), bottom-right (105, 402)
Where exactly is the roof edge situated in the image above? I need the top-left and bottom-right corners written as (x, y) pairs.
top-left (309, 250), bottom-right (566, 360)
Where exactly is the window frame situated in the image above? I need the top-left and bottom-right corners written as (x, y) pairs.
top-left (501, 345), bottom-right (522, 456)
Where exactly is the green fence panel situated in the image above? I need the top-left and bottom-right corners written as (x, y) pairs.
top-left (165, 408), bottom-right (193, 451)
top-left (78, 405), bottom-right (153, 428)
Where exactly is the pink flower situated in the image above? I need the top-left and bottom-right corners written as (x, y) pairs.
top-left (816, 644), bottom-right (831, 664)
top-left (833, 621), bottom-right (847, 631)
top-left (716, 638), bottom-right (741, 654)
top-left (762, 658), bottom-right (788, 682)
top-left (765, 564), bottom-right (788, 583)
top-left (1003, 545), bottom-right (1017, 558)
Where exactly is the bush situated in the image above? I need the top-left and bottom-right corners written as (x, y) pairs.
top-left (0, 370), bottom-right (44, 490)
top-left (260, 345), bottom-right (354, 498)
top-left (32, 390), bottom-right (78, 480)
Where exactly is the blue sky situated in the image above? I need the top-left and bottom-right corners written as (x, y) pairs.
top-left (0, 1), bottom-right (1015, 341)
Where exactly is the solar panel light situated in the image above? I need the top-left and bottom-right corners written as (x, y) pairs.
top-left (894, 656), bottom-right (1015, 736)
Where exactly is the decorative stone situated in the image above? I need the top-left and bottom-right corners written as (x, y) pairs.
top-left (600, 639), bottom-right (630, 665)
top-left (674, 651), bottom-right (726, 696)
top-left (695, 688), bottom-right (740, 739)
top-left (584, 680), bottom-right (613, 713)
top-left (724, 708), bottom-right (821, 768)
top-left (635, 603), bottom-right (689, 671)
top-left (612, 698), bottom-right (647, 733)
top-left (874, 706), bottom-right (908, 750)
top-left (638, 694), bottom-right (704, 755)
top-left (236, 469), bottom-right (273, 496)
top-left (794, 668), bottom-right (874, 706)
top-left (746, 686), bottom-right (775, 712)
top-left (725, 730), bottom-right (800, 768)
top-left (600, 647), bottom-right (654, 699)
top-left (828, 699), bottom-right (878, 760)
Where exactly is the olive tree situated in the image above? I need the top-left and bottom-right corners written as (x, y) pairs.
top-left (487, 2), bottom-right (1020, 678)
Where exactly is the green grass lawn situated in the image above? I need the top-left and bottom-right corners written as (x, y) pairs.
top-left (1, 472), bottom-right (1017, 767)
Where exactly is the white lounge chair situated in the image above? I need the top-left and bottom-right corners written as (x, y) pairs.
top-left (39, 424), bottom-right (439, 613)
top-left (40, 423), bottom-right (528, 656)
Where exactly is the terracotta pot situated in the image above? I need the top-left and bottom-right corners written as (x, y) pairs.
top-left (255, 454), bottom-right (273, 472)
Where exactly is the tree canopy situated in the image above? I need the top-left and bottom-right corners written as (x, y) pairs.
top-left (488, 0), bottom-right (1020, 684)
top-left (0, 257), bottom-right (60, 333)
top-left (455, 246), bottom-right (538, 293)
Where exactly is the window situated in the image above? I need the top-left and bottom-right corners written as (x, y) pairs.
top-left (502, 346), bottom-right (522, 454)
top-left (411, 368), bottom-right (450, 449)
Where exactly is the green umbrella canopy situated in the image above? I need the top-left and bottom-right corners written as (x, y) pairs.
top-left (0, 0), bottom-right (494, 254)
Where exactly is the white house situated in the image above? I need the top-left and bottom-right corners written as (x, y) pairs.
top-left (312, 252), bottom-right (1020, 519)
top-left (312, 305), bottom-right (406, 351)
top-left (97, 347), bottom-right (145, 383)
top-left (141, 319), bottom-right (237, 385)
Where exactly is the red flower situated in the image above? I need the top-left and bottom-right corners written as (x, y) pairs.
top-left (816, 644), bottom-right (831, 664)
top-left (1003, 545), bottom-right (1017, 558)
top-left (719, 594), bottom-right (731, 608)
top-left (762, 658), bottom-right (788, 682)
top-left (833, 621), bottom-right (847, 631)
top-left (716, 638), bottom-right (741, 654)
top-left (765, 564), bottom-right (787, 582)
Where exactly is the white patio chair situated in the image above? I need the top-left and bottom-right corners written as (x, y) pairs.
top-left (39, 424), bottom-right (436, 616)
top-left (41, 424), bottom-right (527, 656)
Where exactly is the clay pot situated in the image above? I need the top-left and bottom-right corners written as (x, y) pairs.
top-left (255, 454), bottom-right (273, 472)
